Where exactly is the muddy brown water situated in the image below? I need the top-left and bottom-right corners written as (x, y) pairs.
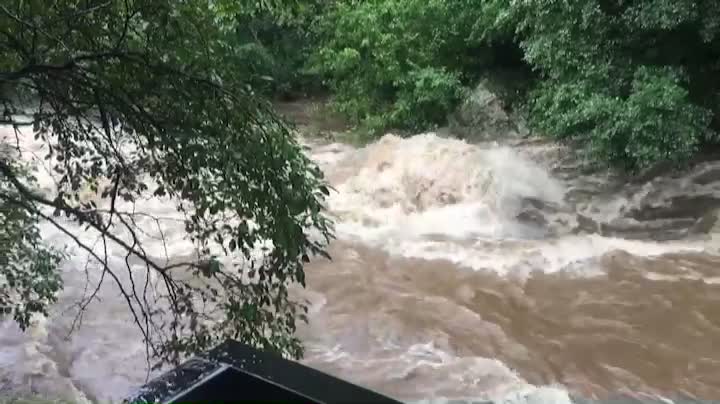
top-left (293, 122), bottom-right (720, 403)
top-left (2, 115), bottom-right (720, 403)
top-left (300, 243), bottom-right (720, 401)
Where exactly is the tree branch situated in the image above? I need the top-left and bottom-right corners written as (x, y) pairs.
top-left (0, 158), bottom-right (169, 275)
top-left (0, 51), bottom-right (140, 82)
top-left (0, 191), bottom-right (157, 358)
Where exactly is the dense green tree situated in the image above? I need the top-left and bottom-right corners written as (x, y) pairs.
top-left (313, 0), bottom-right (720, 168)
top-left (478, 0), bottom-right (720, 169)
top-left (0, 0), bottom-right (332, 367)
top-left (312, 0), bottom-right (496, 133)
top-left (214, 0), bottom-right (326, 98)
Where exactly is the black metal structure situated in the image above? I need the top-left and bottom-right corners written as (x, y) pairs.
top-left (124, 340), bottom-right (403, 404)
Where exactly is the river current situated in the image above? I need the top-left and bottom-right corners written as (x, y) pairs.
top-left (1, 122), bottom-right (720, 403)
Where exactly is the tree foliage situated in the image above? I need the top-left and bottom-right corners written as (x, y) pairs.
top-left (477, 0), bottom-right (720, 169)
top-left (0, 0), bottom-right (332, 367)
top-left (0, 159), bottom-right (64, 330)
top-left (312, 0), bottom-right (720, 168)
top-left (211, 0), bottom-right (326, 98)
top-left (311, 0), bottom-right (497, 133)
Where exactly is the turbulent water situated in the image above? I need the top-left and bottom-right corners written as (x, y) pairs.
top-left (2, 125), bottom-right (720, 403)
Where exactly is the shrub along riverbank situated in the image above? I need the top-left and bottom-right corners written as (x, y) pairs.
top-left (241, 0), bottom-right (720, 171)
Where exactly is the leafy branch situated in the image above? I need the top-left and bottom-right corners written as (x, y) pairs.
top-left (1, 0), bottom-right (333, 371)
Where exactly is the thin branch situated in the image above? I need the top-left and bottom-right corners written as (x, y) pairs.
top-left (0, 192), bottom-right (157, 358)
top-left (114, 0), bottom-right (134, 52)
top-left (63, 1), bottom-right (113, 19)
top-left (64, 233), bottom-right (106, 338)
top-left (1, 30), bottom-right (31, 59)
top-left (0, 50), bottom-right (139, 82)
top-left (0, 4), bottom-right (70, 54)
top-left (0, 5), bottom-right (32, 29)
top-left (0, 158), bottom-right (168, 275)
top-left (67, 265), bottom-right (108, 338)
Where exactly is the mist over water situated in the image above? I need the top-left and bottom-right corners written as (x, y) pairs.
top-left (2, 126), bottom-right (720, 403)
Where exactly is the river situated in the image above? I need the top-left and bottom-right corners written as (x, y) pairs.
top-left (1, 121), bottom-right (720, 403)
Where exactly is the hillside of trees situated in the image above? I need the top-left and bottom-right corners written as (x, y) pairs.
top-left (251, 0), bottom-right (720, 170)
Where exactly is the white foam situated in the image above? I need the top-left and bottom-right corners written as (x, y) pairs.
top-left (303, 340), bottom-right (573, 404)
top-left (324, 134), bottom-right (565, 245)
top-left (318, 133), bottom-right (712, 277)
top-left (0, 317), bottom-right (93, 403)
top-left (326, 134), bottom-right (564, 223)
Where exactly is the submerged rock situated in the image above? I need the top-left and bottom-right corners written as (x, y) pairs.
top-left (629, 194), bottom-right (720, 221)
top-left (514, 197), bottom-right (579, 237)
top-left (601, 217), bottom-right (697, 241)
top-left (689, 210), bottom-right (720, 235)
top-left (574, 214), bottom-right (601, 234)
top-left (516, 209), bottom-right (548, 227)
top-left (692, 163), bottom-right (720, 185)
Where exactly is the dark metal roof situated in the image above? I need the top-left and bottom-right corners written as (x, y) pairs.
top-left (125, 340), bottom-right (403, 404)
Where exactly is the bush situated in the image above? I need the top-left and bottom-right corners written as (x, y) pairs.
top-left (311, 0), bottom-right (492, 134)
top-left (482, 0), bottom-right (720, 169)
top-left (531, 67), bottom-right (712, 170)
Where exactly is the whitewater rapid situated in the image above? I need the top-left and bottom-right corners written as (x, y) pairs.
top-left (312, 135), bottom-right (713, 278)
top-left (1, 126), bottom-right (719, 403)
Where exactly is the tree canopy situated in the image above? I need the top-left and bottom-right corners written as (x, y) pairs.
top-left (1, 0), bottom-right (332, 367)
top-left (481, 0), bottom-right (720, 169)
top-left (310, 0), bottom-right (720, 170)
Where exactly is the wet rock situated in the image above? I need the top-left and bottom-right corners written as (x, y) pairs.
top-left (630, 195), bottom-right (720, 221)
top-left (515, 197), bottom-right (580, 236)
top-left (629, 160), bottom-right (676, 184)
top-left (520, 197), bottom-right (565, 214)
top-left (568, 212), bottom-right (705, 240)
top-left (448, 81), bottom-right (523, 142)
top-left (688, 210), bottom-right (719, 235)
top-left (437, 191), bottom-right (459, 205)
top-left (601, 218), bottom-right (696, 241)
top-left (521, 197), bottom-right (548, 211)
top-left (515, 198), bottom-right (574, 238)
top-left (575, 214), bottom-right (601, 234)
top-left (692, 165), bottom-right (720, 185)
top-left (516, 209), bottom-right (548, 227)
top-left (516, 198), bottom-right (563, 226)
